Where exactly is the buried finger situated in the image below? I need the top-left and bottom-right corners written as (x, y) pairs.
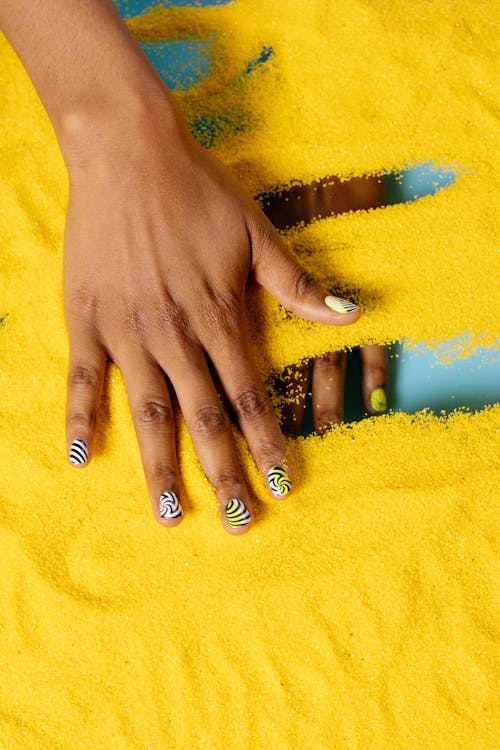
top-left (360, 344), bottom-right (388, 414)
top-left (311, 350), bottom-right (347, 433)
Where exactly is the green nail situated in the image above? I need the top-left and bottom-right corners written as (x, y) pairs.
top-left (370, 387), bottom-right (387, 412)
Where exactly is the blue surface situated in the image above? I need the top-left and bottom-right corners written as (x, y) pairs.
top-left (139, 39), bottom-right (211, 90)
top-left (114, 0), bottom-right (500, 420)
top-left (378, 168), bottom-right (498, 417)
top-left (340, 163), bottom-right (499, 421)
top-left (384, 162), bottom-right (456, 203)
top-left (340, 341), bottom-right (500, 424)
top-left (114, 0), bottom-right (231, 20)
top-left (389, 342), bottom-right (500, 415)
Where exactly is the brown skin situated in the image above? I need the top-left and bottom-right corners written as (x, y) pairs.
top-left (259, 174), bottom-right (386, 230)
top-left (263, 178), bottom-right (388, 437)
top-left (0, 0), bottom-right (361, 534)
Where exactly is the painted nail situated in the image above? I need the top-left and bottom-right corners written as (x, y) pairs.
top-left (159, 491), bottom-right (183, 520)
top-left (370, 387), bottom-right (387, 412)
top-left (324, 295), bottom-right (359, 314)
top-left (267, 466), bottom-right (292, 498)
top-left (225, 499), bottom-right (251, 528)
top-left (69, 438), bottom-right (88, 465)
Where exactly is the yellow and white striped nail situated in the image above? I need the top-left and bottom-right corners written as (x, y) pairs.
top-left (324, 295), bottom-right (359, 314)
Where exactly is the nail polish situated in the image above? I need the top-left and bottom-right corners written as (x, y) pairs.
top-left (324, 295), bottom-right (359, 314)
top-left (225, 499), bottom-right (251, 528)
top-left (69, 438), bottom-right (88, 465)
top-left (267, 466), bottom-right (292, 498)
top-left (159, 491), bottom-right (183, 520)
top-left (370, 387), bottom-right (387, 412)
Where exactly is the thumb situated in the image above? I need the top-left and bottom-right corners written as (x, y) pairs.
top-left (252, 226), bottom-right (361, 326)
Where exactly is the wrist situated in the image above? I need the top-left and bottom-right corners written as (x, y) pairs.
top-left (58, 75), bottom-right (187, 167)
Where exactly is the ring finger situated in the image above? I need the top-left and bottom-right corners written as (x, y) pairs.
top-left (203, 331), bottom-right (293, 500)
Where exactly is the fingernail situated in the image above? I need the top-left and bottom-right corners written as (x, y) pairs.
top-left (159, 491), bottom-right (183, 520)
top-left (69, 438), bottom-right (88, 465)
top-left (324, 295), bottom-right (358, 314)
top-left (267, 466), bottom-right (292, 498)
top-left (370, 387), bottom-right (387, 412)
top-left (225, 499), bottom-right (251, 528)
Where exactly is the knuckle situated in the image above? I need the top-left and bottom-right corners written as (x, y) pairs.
top-left (155, 295), bottom-right (189, 338)
top-left (254, 221), bottom-right (282, 255)
top-left (191, 405), bottom-right (228, 437)
top-left (315, 412), bottom-right (343, 430)
top-left (69, 363), bottom-right (101, 389)
top-left (136, 400), bottom-right (174, 428)
top-left (256, 441), bottom-right (285, 464)
top-left (212, 468), bottom-right (242, 492)
top-left (68, 410), bottom-right (96, 430)
top-left (123, 301), bottom-right (146, 336)
top-left (314, 351), bottom-right (346, 370)
top-left (68, 287), bottom-right (101, 323)
top-left (233, 388), bottom-right (270, 421)
top-left (198, 284), bottom-right (240, 338)
top-left (147, 461), bottom-right (177, 485)
top-left (364, 365), bottom-right (386, 384)
top-left (293, 269), bottom-right (320, 302)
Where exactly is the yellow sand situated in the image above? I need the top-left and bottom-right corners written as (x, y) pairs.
top-left (0, 2), bottom-right (499, 748)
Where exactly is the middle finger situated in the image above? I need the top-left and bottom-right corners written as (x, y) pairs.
top-left (156, 345), bottom-right (254, 535)
top-left (311, 350), bottom-right (347, 432)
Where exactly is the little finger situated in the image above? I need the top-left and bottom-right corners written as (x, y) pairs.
top-left (66, 329), bottom-right (107, 467)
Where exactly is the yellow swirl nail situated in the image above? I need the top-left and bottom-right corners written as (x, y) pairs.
top-left (370, 387), bottom-right (387, 412)
top-left (225, 499), bottom-right (251, 528)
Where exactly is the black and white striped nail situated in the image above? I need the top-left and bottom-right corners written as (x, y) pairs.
top-left (69, 439), bottom-right (88, 466)
top-left (225, 499), bottom-right (251, 528)
top-left (267, 466), bottom-right (292, 498)
top-left (159, 491), bottom-right (183, 520)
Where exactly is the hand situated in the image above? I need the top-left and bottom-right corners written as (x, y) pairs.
top-left (262, 174), bottom-right (388, 436)
top-left (63, 93), bottom-right (361, 535)
top-left (0, 0), bottom-right (360, 534)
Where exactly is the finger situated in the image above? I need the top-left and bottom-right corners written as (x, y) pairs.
top-left (278, 363), bottom-right (310, 438)
top-left (161, 350), bottom-right (253, 535)
top-left (360, 345), bottom-right (388, 414)
top-left (66, 329), bottom-right (106, 467)
top-left (202, 331), bottom-right (293, 499)
top-left (116, 350), bottom-right (183, 527)
top-left (258, 175), bottom-right (385, 230)
top-left (251, 222), bottom-right (361, 325)
top-left (311, 350), bottom-right (347, 432)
